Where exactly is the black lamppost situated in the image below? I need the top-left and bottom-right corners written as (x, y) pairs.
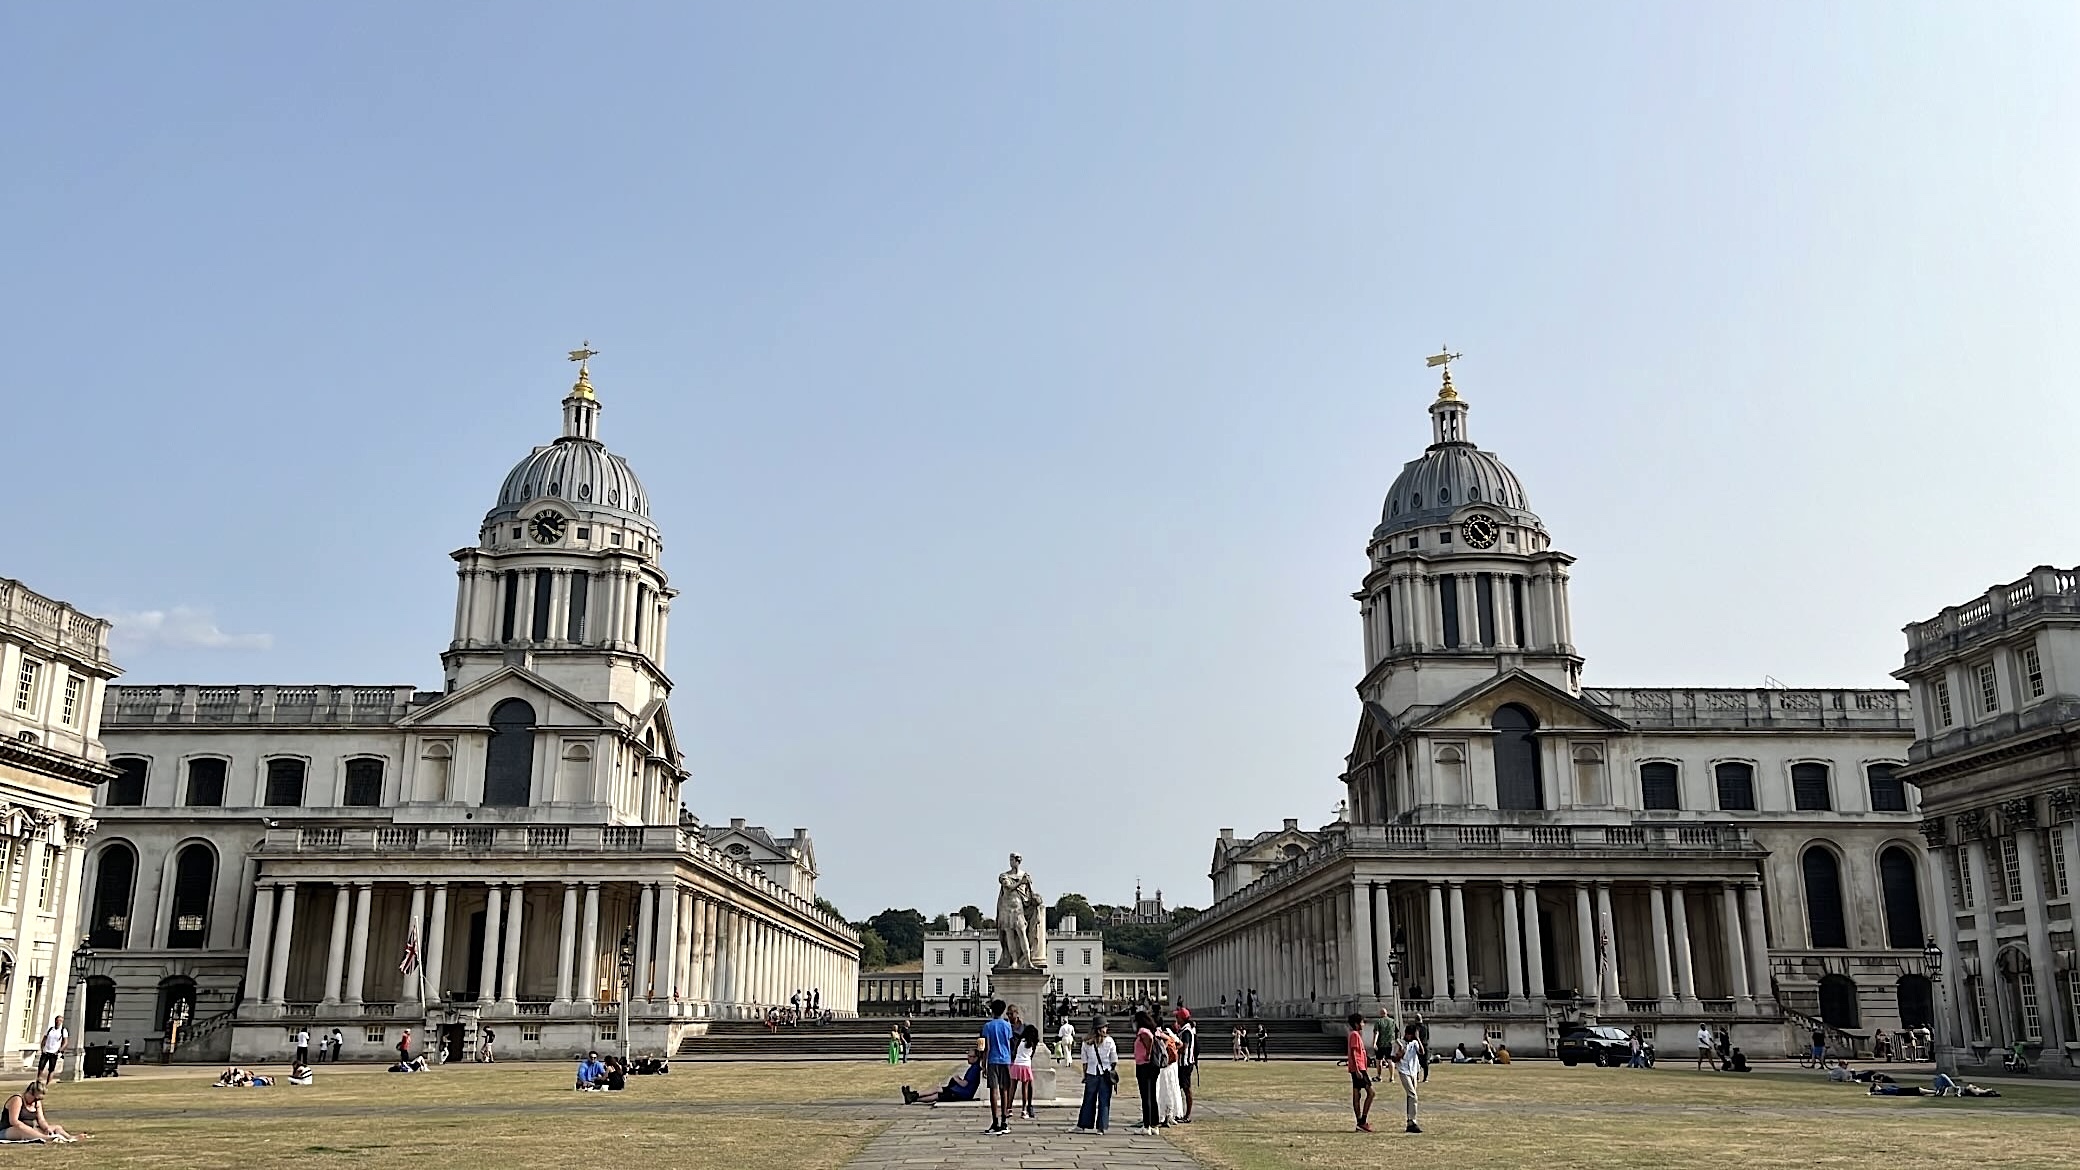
top-left (68, 946), bottom-right (96, 1083)
top-left (1923, 935), bottom-right (1953, 1075)
top-left (616, 927), bottom-right (636, 1065)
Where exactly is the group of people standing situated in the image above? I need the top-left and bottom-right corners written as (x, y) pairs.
top-left (1070, 1006), bottom-right (1199, 1134)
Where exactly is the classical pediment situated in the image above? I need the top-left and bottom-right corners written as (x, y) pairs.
top-left (398, 666), bottom-right (614, 731)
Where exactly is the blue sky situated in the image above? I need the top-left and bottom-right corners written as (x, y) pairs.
top-left (6, 3), bottom-right (2078, 919)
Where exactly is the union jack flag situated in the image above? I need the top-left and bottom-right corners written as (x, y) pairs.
top-left (399, 925), bottom-right (419, 976)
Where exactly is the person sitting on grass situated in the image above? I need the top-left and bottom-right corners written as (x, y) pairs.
top-left (1495, 1043), bottom-right (1512, 1065)
top-left (1726, 1048), bottom-right (1750, 1073)
top-left (1450, 1043), bottom-right (1472, 1064)
top-left (3, 1083), bottom-right (81, 1143)
top-left (576, 1051), bottom-right (607, 1091)
top-left (602, 1057), bottom-right (627, 1091)
top-left (901, 1052), bottom-right (983, 1106)
top-left (287, 1063), bottom-right (314, 1087)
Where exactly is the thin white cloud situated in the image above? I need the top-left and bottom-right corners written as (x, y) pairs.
top-left (109, 607), bottom-right (273, 653)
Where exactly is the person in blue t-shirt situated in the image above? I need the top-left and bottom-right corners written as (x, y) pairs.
top-left (980, 999), bottom-right (1015, 1135)
top-left (575, 1051), bottom-right (607, 1091)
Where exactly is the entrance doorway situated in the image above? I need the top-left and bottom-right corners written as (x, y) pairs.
top-left (442, 1023), bottom-right (467, 1065)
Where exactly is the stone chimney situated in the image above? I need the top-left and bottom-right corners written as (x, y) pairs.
top-left (1282, 818), bottom-right (1299, 831)
top-left (1060, 914), bottom-right (1078, 933)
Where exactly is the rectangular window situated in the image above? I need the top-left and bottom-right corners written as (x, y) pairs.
top-left (1970, 979), bottom-right (1988, 1040)
top-left (499, 570), bottom-right (519, 641)
top-left (37, 848), bottom-right (54, 909)
top-left (1053, 978), bottom-right (1063, 993)
top-left (2052, 828), bottom-right (2070, 898)
top-left (1714, 762), bottom-right (1756, 811)
top-left (1474, 573), bottom-right (1496, 645)
top-left (634, 584), bottom-right (648, 646)
top-left (1791, 763), bottom-right (1832, 811)
top-left (1438, 575), bottom-right (1461, 648)
top-left (1639, 762), bottom-right (1681, 810)
top-left (2066, 973), bottom-right (2080, 1041)
top-left (934, 978), bottom-right (944, 996)
top-left (611, 531), bottom-right (623, 546)
top-left (14, 659), bottom-right (40, 713)
top-left (1083, 978), bottom-right (1092, 995)
top-left (21, 978), bottom-right (42, 1041)
top-left (185, 758), bottom-right (227, 807)
top-left (1, 841), bottom-right (16, 903)
top-left (1407, 536), bottom-right (1418, 551)
top-left (2002, 837), bottom-right (2024, 904)
top-left (1055, 949), bottom-right (1065, 966)
top-left (364, 1026), bottom-right (386, 1043)
top-left (986, 948), bottom-right (997, 965)
top-left (597, 1022), bottom-right (618, 1041)
top-left (1976, 662), bottom-right (1999, 715)
top-left (1955, 849), bottom-right (1974, 909)
top-left (961, 977), bottom-right (971, 995)
top-left (1082, 948), bottom-right (1092, 965)
top-left (575, 527), bottom-right (590, 541)
top-left (60, 676), bottom-right (82, 725)
top-left (567, 571), bottom-right (589, 642)
top-left (2023, 645), bottom-right (2045, 699)
top-left (1866, 764), bottom-right (1908, 812)
top-left (2020, 971), bottom-right (2042, 1040)
top-left (1933, 680), bottom-right (1954, 727)
top-left (521, 1023), bottom-right (542, 1041)
top-left (961, 949), bottom-right (970, 966)
top-left (933, 949), bottom-right (944, 965)
top-left (1511, 576), bottom-right (1527, 646)
top-left (530, 568), bottom-right (554, 641)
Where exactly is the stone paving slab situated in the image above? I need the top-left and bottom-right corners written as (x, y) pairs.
top-left (846, 1109), bottom-right (1204, 1169)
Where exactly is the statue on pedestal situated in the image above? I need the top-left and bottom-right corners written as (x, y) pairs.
top-left (994, 853), bottom-right (1047, 971)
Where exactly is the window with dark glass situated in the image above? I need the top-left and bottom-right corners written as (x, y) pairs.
top-left (86, 978), bottom-right (116, 1032)
top-left (499, 570), bottom-right (519, 641)
top-left (1801, 846), bottom-right (1849, 948)
top-left (484, 698), bottom-right (537, 807)
top-left (1791, 762), bottom-right (1832, 811)
top-left (1639, 762), bottom-right (1681, 810)
top-left (264, 758), bottom-right (306, 806)
top-left (530, 567), bottom-right (553, 640)
top-left (1714, 761), bottom-right (1755, 811)
top-left (1866, 764), bottom-right (1907, 812)
top-left (107, 757), bottom-right (148, 806)
top-left (1492, 704), bottom-right (1543, 811)
top-left (1475, 574), bottom-right (1496, 645)
top-left (1438, 575), bottom-right (1460, 648)
top-left (88, 844), bottom-right (136, 948)
top-left (567, 571), bottom-right (589, 642)
top-left (1879, 846), bottom-right (1924, 948)
top-left (185, 758), bottom-right (226, 807)
top-left (343, 758), bottom-right (384, 807)
top-left (167, 844), bottom-right (214, 948)
top-left (1511, 576), bottom-right (1527, 645)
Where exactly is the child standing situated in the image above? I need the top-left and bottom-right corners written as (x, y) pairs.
top-left (1012, 1024), bottom-right (1041, 1120)
top-left (1395, 1022), bottom-right (1426, 1134)
top-left (1343, 1013), bottom-right (1375, 1132)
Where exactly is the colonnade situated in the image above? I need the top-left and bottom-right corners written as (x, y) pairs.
top-left (239, 876), bottom-right (857, 1019)
top-left (1176, 874), bottom-right (1771, 1019)
top-left (1924, 803), bottom-right (2080, 1056)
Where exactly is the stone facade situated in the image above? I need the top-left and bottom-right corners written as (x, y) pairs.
top-left (81, 358), bottom-right (859, 1063)
top-left (1895, 564), bottom-right (2080, 1075)
top-left (922, 915), bottom-right (1105, 1007)
top-left (1171, 367), bottom-right (1931, 1058)
top-left (0, 578), bottom-right (119, 1069)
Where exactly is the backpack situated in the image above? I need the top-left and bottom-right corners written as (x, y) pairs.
top-left (1150, 1031), bottom-right (1172, 1069)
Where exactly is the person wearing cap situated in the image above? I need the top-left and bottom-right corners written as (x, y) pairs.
top-left (1173, 1007), bottom-right (1199, 1123)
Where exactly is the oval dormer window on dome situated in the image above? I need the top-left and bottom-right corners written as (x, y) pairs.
top-left (1469, 486), bottom-right (1480, 501)
top-left (1412, 493), bottom-right (1422, 508)
top-left (548, 481), bottom-right (560, 495)
top-left (579, 483), bottom-right (591, 500)
top-left (608, 489), bottom-right (619, 505)
top-left (1390, 501), bottom-right (1400, 516)
top-left (1439, 487), bottom-right (1451, 504)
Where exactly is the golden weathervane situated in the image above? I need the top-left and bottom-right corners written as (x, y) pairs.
top-left (567, 340), bottom-right (599, 399)
top-left (1426, 346), bottom-right (1462, 400)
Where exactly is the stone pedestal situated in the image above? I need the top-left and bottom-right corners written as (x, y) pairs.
top-left (991, 968), bottom-right (1060, 1102)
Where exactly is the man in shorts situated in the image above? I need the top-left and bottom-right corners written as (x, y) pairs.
top-left (1342, 1012), bottom-right (1374, 1132)
top-left (37, 1016), bottom-right (67, 1085)
top-left (980, 999), bottom-right (1015, 1135)
top-left (1696, 1022), bottom-right (1717, 1070)
top-left (1173, 1007), bottom-right (1199, 1123)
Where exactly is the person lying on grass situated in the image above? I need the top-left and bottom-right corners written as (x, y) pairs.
top-left (901, 1052), bottom-right (983, 1106)
top-left (3, 1083), bottom-right (83, 1142)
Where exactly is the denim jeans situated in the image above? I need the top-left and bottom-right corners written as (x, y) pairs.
top-left (1077, 1071), bottom-right (1113, 1131)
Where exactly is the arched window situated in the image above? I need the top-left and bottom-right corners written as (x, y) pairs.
top-left (86, 977), bottom-right (116, 1033)
top-left (1879, 846), bottom-right (1924, 949)
top-left (1791, 762), bottom-right (1832, 811)
top-left (154, 976), bottom-right (196, 1033)
top-left (1714, 762), bottom-right (1756, 811)
top-left (1895, 974), bottom-right (1933, 1030)
top-left (264, 758), bottom-right (306, 806)
top-left (557, 743), bottom-right (593, 803)
top-left (1818, 972), bottom-right (1860, 1028)
top-left (1492, 704), bottom-right (1542, 811)
top-left (184, 758), bottom-right (226, 807)
top-left (1802, 846), bottom-right (1849, 948)
top-left (89, 843), bottom-right (136, 949)
top-left (167, 844), bottom-right (215, 948)
top-left (343, 758), bottom-right (384, 807)
top-left (1639, 762), bottom-right (1680, 811)
top-left (483, 699), bottom-right (536, 807)
top-left (419, 742), bottom-right (454, 802)
top-left (106, 758), bottom-right (148, 807)
top-left (1867, 763), bottom-right (1908, 812)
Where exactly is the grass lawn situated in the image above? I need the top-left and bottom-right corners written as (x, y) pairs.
top-left (22, 1061), bottom-right (927, 1169)
top-left (1168, 1061), bottom-right (2080, 1170)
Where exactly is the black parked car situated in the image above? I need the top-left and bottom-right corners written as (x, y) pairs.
top-left (1557, 1025), bottom-right (1652, 1067)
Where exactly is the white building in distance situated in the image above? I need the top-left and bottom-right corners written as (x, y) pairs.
top-left (922, 914), bottom-right (1106, 1007)
top-left (82, 355), bottom-right (858, 1062)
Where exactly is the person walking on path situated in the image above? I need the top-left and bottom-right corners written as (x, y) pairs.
top-left (1627, 1028), bottom-right (1646, 1069)
top-left (898, 1017), bottom-right (912, 1063)
top-left (979, 999), bottom-right (1015, 1136)
top-left (1696, 1023), bottom-right (1716, 1071)
top-left (888, 1023), bottom-right (902, 1065)
top-left (1394, 1022), bottom-right (1426, 1134)
top-left (1074, 1022), bottom-right (1118, 1134)
top-left (36, 1019), bottom-right (66, 1086)
top-left (1131, 1010), bottom-right (1161, 1134)
top-left (294, 1028), bottom-right (311, 1068)
top-left (1056, 1018), bottom-right (1076, 1062)
top-left (397, 1028), bottom-right (412, 1068)
top-left (1174, 1008), bottom-right (1199, 1123)
top-left (479, 1027), bottom-right (496, 1063)
top-left (1342, 1013), bottom-right (1375, 1132)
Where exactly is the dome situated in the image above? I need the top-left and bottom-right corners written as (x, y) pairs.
top-left (489, 437), bottom-right (653, 526)
top-left (1374, 443), bottom-right (1534, 540)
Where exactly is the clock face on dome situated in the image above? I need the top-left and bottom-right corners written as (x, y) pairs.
top-left (529, 511), bottom-right (568, 544)
top-left (1460, 513), bottom-right (1499, 549)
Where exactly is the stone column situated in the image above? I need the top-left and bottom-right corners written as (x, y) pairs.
top-left (712, 908), bottom-right (733, 1013)
top-left (1425, 883), bottom-right (1448, 1004)
top-left (1448, 882), bottom-right (1470, 1001)
top-left (1501, 882), bottom-right (1524, 1000)
top-left (637, 883), bottom-right (658, 1001)
top-left (656, 884), bottom-right (680, 1004)
top-left (267, 883), bottom-right (298, 1006)
top-left (555, 883), bottom-right (578, 1006)
top-left (688, 897), bottom-right (710, 1009)
top-left (1594, 883), bottom-right (1622, 1000)
top-left (322, 885), bottom-right (351, 1004)
top-left (677, 891), bottom-right (695, 1007)
top-left (1349, 879), bottom-right (1376, 1005)
top-left (405, 884), bottom-right (427, 1007)
top-left (1720, 883), bottom-right (1751, 1000)
top-left (1574, 883), bottom-right (1598, 1003)
top-left (2014, 825), bottom-right (2068, 1050)
top-left (578, 883), bottom-right (601, 1005)
top-left (345, 882), bottom-right (374, 1006)
top-left (1647, 883), bottom-right (1673, 1003)
top-left (515, 572), bottom-right (536, 641)
top-left (1521, 883), bottom-right (1546, 999)
top-left (1372, 883), bottom-right (1397, 1004)
top-left (478, 885), bottom-right (504, 1004)
top-left (243, 884), bottom-right (277, 1006)
top-left (1924, 845), bottom-right (1967, 1051)
top-left (499, 883), bottom-right (525, 1005)
top-left (2062, 823), bottom-right (2080, 908)
top-left (425, 884), bottom-right (450, 1004)
top-left (1740, 883), bottom-right (1770, 1002)
top-left (1667, 884), bottom-right (1697, 1003)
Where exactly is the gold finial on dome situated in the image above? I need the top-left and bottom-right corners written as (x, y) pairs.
top-left (567, 340), bottom-right (600, 400)
top-left (1426, 346), bottom-right (1462, 401)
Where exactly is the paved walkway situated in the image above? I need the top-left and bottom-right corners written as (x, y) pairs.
top-left (844, 1109), bottom-right (1204, 1169)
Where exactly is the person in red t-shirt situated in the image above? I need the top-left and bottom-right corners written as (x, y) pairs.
top-left (1341, 1012), bottom-right (1375, 1132)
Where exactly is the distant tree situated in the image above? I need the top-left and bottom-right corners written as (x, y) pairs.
top-left (957, 904), bottom-right (986, 927)
top-left (857, 927), bottom-right (890, 970)
top-left (929, 913), bottom-right (950, 932)
top-left (1051, 893), bottom-right (1096, 929)
top-left (864, 908), bottom-right (928, 964)
top-left (815, 896), bottom-right (844, 919)
top-left (1169, 906), bottom-right (1201, 926)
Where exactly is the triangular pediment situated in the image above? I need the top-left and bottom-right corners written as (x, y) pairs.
top-left (1406, 669), bottom-right (1632, 734)
top-left (399, 665), bottom-right (614, 731)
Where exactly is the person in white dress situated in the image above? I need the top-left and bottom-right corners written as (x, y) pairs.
top-left (1154, 1025), bottom-right (1186, 1125)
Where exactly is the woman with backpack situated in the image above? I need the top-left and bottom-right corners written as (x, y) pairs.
top-left (1131, 1010), bottom-right (1161, 1135)
top-left (1154, 1021), bottom-right (1185, 1126)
